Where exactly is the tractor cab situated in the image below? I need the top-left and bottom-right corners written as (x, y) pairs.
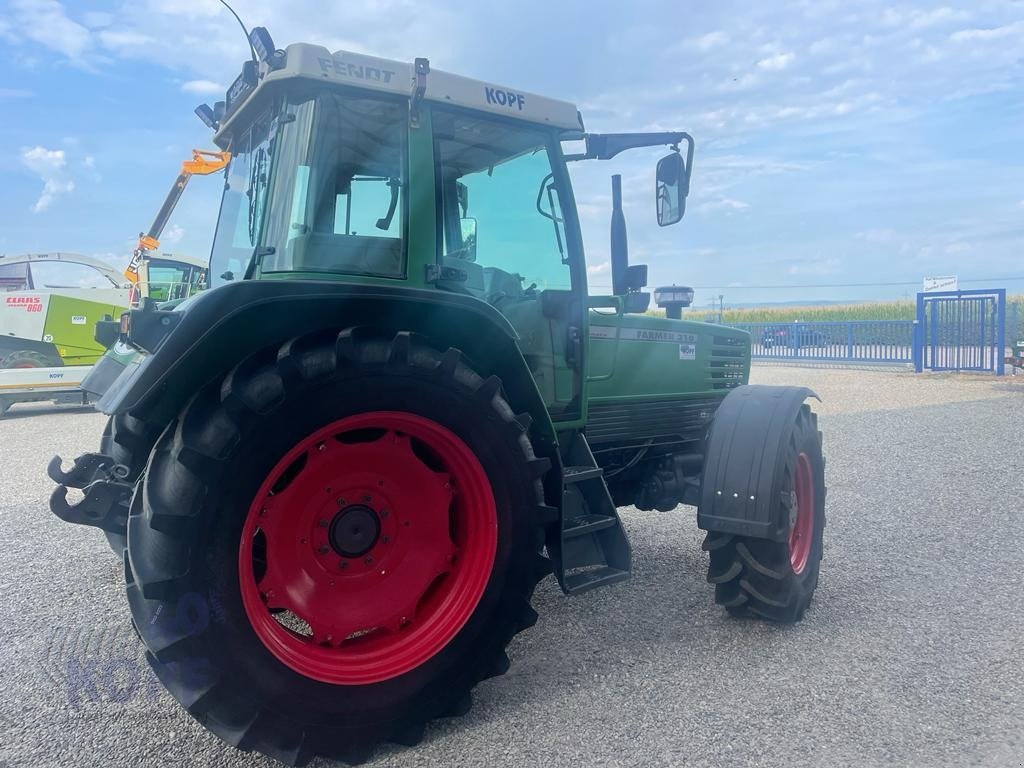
top-left (202, 37), bottom-right (693, 420)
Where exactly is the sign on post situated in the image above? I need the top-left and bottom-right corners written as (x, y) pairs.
top-left (923, 275), bottom-right (958, 292)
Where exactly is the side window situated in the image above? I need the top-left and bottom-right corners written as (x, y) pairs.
top-left (263, 94), bottom-right (406, 278)
top-left (433, 110), bottom-right (572, 298)
top-left (209, 111), bottom-right (273, 286)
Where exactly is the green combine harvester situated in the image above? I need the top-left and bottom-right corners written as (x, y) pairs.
top-left (49, 30), bottom-right (827, 766)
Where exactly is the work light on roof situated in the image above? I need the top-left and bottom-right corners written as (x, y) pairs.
top-left (249, 27), bottom-right (275, 62)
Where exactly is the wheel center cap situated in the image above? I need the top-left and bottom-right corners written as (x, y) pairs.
top-left (329, 505), bottom-right (381, 558)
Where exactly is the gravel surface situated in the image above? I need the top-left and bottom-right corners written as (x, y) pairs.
top-left (1, 368), bottom-right (1022, 768)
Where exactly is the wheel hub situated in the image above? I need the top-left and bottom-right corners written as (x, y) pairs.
top-left (238, 411), bottom-right (497, 686)
top-left (329, 504), bottom-right (380, 558)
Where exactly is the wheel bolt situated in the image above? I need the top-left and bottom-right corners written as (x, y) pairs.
top-left (337, 497), bottom-right (346, 506)
top-left (382, 536), bottom-right (390, 544)
top-left (318, 545), bottom-right (329, 554)
top-left (380, 509), bottom-right (389, 518)
top-left (362, 494), bottom-right (372, 503)
top-left (318, 519), bottom-right (329, 527)
top-left (339, 561), bottom-right (348, 570)
top-left (364, 556), bottom-right (374, 565)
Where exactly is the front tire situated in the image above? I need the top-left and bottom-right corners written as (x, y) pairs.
top-left (125, 329), bottom-right (552, 765)
top-left (703, 404), bottom-right (825, 622)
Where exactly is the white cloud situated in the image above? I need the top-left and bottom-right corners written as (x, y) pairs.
top-left (181, 79), bottom-right (225, 95)
top-left (587, 261), bottom-right (611, 275)
top-left (162, 224), bottom-right (185, 244)
top-left (693, 31), bottom-right (728, 51)
top-left (696, 197), bottom-right (750, 216)
top-left (757, 52), bottom-right (794, 71)
top-left (0, 88), bottom-right (34, 99)
top-left (8, 0), bottom-right (92, 60)
top-left (21, 146), bottom-right (75, 212)
top-left (950, 21), bottom-right (1024, 42)
top-left (98, 29), bottom-right (156, 50)
top-left (82, 11), bottom-right (115, 28)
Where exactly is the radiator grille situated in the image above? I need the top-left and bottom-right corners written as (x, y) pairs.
top-left (587, 396), bottom-right (724, 445)
top-left (707, 335), bottom-right (747, 390)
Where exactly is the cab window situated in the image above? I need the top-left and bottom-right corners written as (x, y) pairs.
top-left (433, 109), bottom-right (572, 301)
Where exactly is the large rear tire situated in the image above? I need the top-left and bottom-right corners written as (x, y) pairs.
top-left (125, 329), bottom-right (552, 765)
top-left (703, 404), bottom-right (825, 622)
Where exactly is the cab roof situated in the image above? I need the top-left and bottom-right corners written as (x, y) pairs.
top-left (214, 43), bottom-right (584, 147)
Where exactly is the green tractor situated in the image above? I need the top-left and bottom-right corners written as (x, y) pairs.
top-left (49, 32), bottom-right (826, 766)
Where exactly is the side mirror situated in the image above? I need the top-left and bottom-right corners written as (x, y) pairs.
top-left (655, 150), bottom-right (691, 227)
top-left (458, 217), bottom-right (478, 262)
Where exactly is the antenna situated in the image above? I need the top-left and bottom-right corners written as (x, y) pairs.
top-left (218, 0), bottom-right (258, 62)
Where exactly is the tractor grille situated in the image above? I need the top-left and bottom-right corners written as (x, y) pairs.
top-left (586, 396), bottom-right (724, 445)
top-left (706, 335), bottom-right (747, 390)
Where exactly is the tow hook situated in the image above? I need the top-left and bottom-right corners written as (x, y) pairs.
top-left (47, 453), bottom-right (133, 536)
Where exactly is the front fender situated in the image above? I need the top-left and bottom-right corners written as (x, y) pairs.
top-left (100, 280), bottom-right (557, 449)
top-left (697, 384), bottom-right (819, 541)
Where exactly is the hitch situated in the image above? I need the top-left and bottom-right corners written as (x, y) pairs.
top-left (48, 453), bottom-right (133, 536)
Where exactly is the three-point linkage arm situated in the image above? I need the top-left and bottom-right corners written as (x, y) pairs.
top-left (124, 149), bottom-right (231, 284)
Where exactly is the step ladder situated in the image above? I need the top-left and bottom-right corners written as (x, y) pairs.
top-left (552, 433), bottom-right (632, 595)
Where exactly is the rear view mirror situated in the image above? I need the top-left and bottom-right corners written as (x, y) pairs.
top-left (656, 151), bottom-right (690, 227)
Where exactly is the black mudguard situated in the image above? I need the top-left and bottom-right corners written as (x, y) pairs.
top-left (698, 384), bottom-right (819, 541)
top-left (96, 279), bottom-right (559, 453)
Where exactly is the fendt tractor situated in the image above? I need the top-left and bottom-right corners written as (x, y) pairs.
top-left (48, 30), bottom-right (826, 766)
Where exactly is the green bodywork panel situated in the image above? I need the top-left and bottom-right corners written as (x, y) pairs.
top-left (46, 294), bottom-right (126, 366)
top-left (586, 310), bottom-right (750, 407)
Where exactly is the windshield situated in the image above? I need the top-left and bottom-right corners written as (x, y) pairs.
top-left (258, 90), bottom-right (407, 278)
top-left (209, 110), bottom-right (275, 287)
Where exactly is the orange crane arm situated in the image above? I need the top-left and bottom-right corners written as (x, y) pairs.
top-left (125, 150), bottom-right (230, 283)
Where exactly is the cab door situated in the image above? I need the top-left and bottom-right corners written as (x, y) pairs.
top-left (431, 107), bottom-right (584, 421)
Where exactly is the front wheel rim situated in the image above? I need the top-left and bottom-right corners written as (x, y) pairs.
top-left (239, 411), bottom-right (497, 686)
top-left (789, 452), bottom-right (815, 575)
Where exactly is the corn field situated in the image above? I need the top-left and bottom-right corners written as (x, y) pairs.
top-left (678, 296), bottom-right (1024, 341)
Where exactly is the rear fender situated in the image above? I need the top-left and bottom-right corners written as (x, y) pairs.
top-left (698, 384), bottom-right (819, 541)
top-left (101, 280), bottom-right (560, 453)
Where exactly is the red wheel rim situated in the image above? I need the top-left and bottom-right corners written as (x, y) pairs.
top-left (789, 452), bottom-right (814, 574)
top-left (239, 411), bottom-right (497, 685)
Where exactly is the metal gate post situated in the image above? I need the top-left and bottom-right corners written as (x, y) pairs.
top-left (914, 291), bottom-right (925, 373)
top-left (997, 288), bottom-right (1007, 376)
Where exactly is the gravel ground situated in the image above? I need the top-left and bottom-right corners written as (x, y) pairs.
top-left (1, 367), bottom-right (1022, 768)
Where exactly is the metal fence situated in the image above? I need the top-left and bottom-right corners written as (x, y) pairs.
top-left (731, 320), bottom-right (916, 364)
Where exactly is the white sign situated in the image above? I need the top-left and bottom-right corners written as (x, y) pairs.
top-left (678, 343), bottom-right (697, 360)
top-left (923, 275), bottom-right (958, 292)
top-left (71, 315), bottom-right (87, 325)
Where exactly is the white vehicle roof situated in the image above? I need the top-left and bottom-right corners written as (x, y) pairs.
top-left (0, 253), bottom-right (127, 287)
top-left (216, 43), bottom-right (583, 144)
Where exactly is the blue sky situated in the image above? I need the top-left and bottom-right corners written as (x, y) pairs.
top-left (1, 0), bottom-right (1022, 306)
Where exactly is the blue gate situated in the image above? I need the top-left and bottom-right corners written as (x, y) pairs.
top-left (914, 288), bottom-right (1006, 374)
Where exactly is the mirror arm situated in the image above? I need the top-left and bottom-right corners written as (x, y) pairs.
top-left (584, 131), bottom-right (693, 160)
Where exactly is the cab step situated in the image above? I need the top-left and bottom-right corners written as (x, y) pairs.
top-left (563, 513), bottom-right (617, 538)
top-left (563, 465), bottom-right (604, 483)
top-left (550, 433), bottom-right (632, 596)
